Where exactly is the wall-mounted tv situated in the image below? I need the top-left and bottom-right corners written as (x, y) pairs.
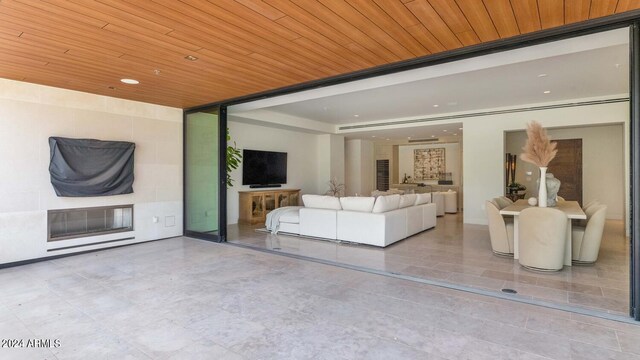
top-left (242, 149), bottom-right (287, 187)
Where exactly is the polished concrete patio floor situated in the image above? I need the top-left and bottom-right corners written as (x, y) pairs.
top-left (1, 237), bottom-right (638, 359)
top-left (228, 213), bottom-right (631, 317)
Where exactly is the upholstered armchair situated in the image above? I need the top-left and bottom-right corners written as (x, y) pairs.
top-left (485, 200), bottom-right (514, 256)
top-left (494, 196), bottom-right (512, 209)
top-left (572, 205), bottom-right (607, 264)
top-left (518, 207), bottom-right (567, 271)
top-left (577, 200), bottom-right (601, 227)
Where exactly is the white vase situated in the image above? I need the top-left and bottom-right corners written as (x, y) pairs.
top-left (538, 167), bottom-right (548, 208)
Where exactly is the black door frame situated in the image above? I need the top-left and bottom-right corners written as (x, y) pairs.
top-left (184, 11), bottom-right (640, 320)
top-left (630, 22), bottom-right (640, 321)
top-left (183, 106), bottom-right (227, 242)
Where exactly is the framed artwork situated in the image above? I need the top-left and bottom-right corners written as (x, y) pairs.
top-left (414, 148), bottom-right (445, 180)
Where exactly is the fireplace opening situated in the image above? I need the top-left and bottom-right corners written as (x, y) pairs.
top-left (48, 205), bottom-right (134, 241)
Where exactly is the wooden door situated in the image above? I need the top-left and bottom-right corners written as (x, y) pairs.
top-left (548, 139), bottom-right (583, 205)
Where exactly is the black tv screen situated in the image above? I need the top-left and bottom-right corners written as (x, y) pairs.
top-left (242, 149), bottom-right (287, 185)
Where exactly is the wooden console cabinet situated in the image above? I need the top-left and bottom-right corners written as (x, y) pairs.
top-left (239, 189), bottom-right (301, 225)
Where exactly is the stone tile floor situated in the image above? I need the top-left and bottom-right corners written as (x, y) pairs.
top-left (0, 237), bottom-right (638, 359)
top-left (228, 213), bottom-right (631, 316)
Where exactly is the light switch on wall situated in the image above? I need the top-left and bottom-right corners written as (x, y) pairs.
top-left (152, 216), bottom-right (159, 223)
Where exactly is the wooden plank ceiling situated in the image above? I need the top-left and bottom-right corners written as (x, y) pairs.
top-left (0, 0), bottom-right (638, 109)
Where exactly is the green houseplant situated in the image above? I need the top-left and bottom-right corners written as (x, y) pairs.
top-left (226, 128), bottom-right (242, 188)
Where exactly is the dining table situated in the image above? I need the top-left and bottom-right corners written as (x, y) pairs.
top-left (499, 199), bottom-right (587, 266)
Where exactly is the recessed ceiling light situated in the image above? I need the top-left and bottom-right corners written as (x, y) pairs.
top-left (615, 63), bottom-right (621, 68)
top-left (443, 129), bottom-right (447, 132)
top-left (354, 114), bottom-right (359, 117)
top-left (371, 136), bottom-right (376, 138)
top-left (431, 135), bottom-right (435, 138)
top-left (185, 55), bottom-right (198, 61)
top-left (407, 136), bottom-right (411, 139)
top-left (433, 104), bottom-right (439, 108)
top-left (543, 90), bottom-right (551, 94)
top-left (120, 78), bottom-right (139, 84)
top-left (153, 69), bottom-right (161, 75)
top-left (459, 127), bottom-right (463, 130)
top-left (386, 138), bottom-right (390, 141)
top-left (538, 73), bottom-right (548, 77)
top-left (453, 133), bottom-right (458, 136)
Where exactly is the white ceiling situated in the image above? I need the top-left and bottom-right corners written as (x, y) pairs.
top-left (228, 28), bottom-right (629, 144)
top-left (262, 44), bottom-right (628, 125)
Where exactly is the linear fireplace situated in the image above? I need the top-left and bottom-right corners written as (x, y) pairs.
top-left (47, 205), bottom-right (134, 241)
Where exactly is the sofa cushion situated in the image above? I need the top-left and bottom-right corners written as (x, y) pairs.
top-left (340, 196), bottom-right (375, 212)
top-left (372, 194), bottom-right (400, 213)
top-left (399, 194), bottom-right (417, 208)
top-left (279, 212), bottom-right (300, 224)
top-left (302, 194), bottom-right (342, 210)
top-left (414, 193), bottom-right (431, 205)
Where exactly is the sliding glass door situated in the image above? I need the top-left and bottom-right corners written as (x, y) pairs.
top-left (184, 107), bottom-right (226, 241)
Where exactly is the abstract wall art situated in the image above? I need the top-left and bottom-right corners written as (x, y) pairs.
top-left (414, 148), bottom-right (445, 180)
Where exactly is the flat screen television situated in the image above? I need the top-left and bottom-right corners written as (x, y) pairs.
top-left (242, 149), bottom-right (287, 186)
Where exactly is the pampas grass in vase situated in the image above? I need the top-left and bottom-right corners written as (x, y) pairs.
top-left (520, 121), bottom-right (557, 207)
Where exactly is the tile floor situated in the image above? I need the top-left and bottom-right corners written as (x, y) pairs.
top-left (228, 213), bottom-right (631, 316)
top-left (0, 237), bottom-right (638, 359)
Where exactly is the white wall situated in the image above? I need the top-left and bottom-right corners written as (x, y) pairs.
top-left (227, 119), bottom-right (330, 225)
top-left (345, 139), bottom-right (374, 196)
top-left (463, 100), bottom-right (629, 225)
top-left (0, 79), bottom-right (183, 264)
top-left (506, 125), bottom-right (625, 220)
top-left (317, 134), bottom-right (345, 192)
top-left (398, 143), bottom-right (461, 185)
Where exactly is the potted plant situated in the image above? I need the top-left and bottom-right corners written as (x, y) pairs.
top-left (226, 128), bottom-right (242, 188)
top-left (507, 182), bottom-right (526, 194)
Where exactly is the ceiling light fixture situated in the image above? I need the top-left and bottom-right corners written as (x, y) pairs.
top-left (185, 55), bottom-right (198, 61)
top-left (371, 136), bottom-right (376, 138)
top-left (153, 69), bottom-right (161, 75)
top-left (431, 135), bottom-right (435, 138)
top-left (386, 138), bottom-right (390, 141)
top-left (537, 73), bottom-right (548, 77)
top-left (543, 90), bottom-right (551, 94)
top-left (443, 130), bottom-right (447, 132)
top-left (433, 104), bottom-right (439, 108)
top-left (459, 127), bottom-right (463, 130)
top-left (453, 133), bottom-right (458, 136)
top-left (354, 114), bottom-right (359, 117)
top-left (120, 78), bottom-right (139, 84)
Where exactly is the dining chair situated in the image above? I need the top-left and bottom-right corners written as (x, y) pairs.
top-left (495, 196), bottom-right (512, 209)
top-left (572, 205), bottom-right (607, 264)
top-left (518, 207), bottom-right (567, 271)
top-left (485, 200), bottom-right (514, 256)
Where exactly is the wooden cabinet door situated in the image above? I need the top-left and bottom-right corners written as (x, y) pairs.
top-left (548, 139), bottom-right (583, 205)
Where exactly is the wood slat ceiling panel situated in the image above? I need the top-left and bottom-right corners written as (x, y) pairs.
top-left (511, 0), bottom-right (542, 33)
top-left (429, 0), bottom-right (481, 46)
top-left (0, 0), bottom-right (634, 108)
top-left (538, 0), bottom-right (565, 30)
top-left (482, 0), bottom-right (521, 38)
top-left (565, 0), bottom-right (591, 23)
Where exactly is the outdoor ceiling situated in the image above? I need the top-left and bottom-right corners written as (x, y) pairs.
top-left (0, 1), bottom-right (639, 108)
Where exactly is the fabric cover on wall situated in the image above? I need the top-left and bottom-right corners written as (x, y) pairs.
top-left (49, 137), bottom-right (135, 197)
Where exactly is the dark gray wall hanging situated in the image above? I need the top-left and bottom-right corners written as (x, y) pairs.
top-left (49, 137), bottom-right (135, 197)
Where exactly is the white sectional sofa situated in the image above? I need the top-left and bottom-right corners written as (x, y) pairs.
top-left (276, 193), bottom-right (437, 247)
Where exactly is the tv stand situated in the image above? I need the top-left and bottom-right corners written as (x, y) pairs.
top-left (239, 189), bottom-right (301, 224)
top-left (249, 184), bottom-right (282, 189)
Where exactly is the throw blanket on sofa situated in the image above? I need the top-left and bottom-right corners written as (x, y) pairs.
top-left (265, 206), bottom-right (303, 234)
